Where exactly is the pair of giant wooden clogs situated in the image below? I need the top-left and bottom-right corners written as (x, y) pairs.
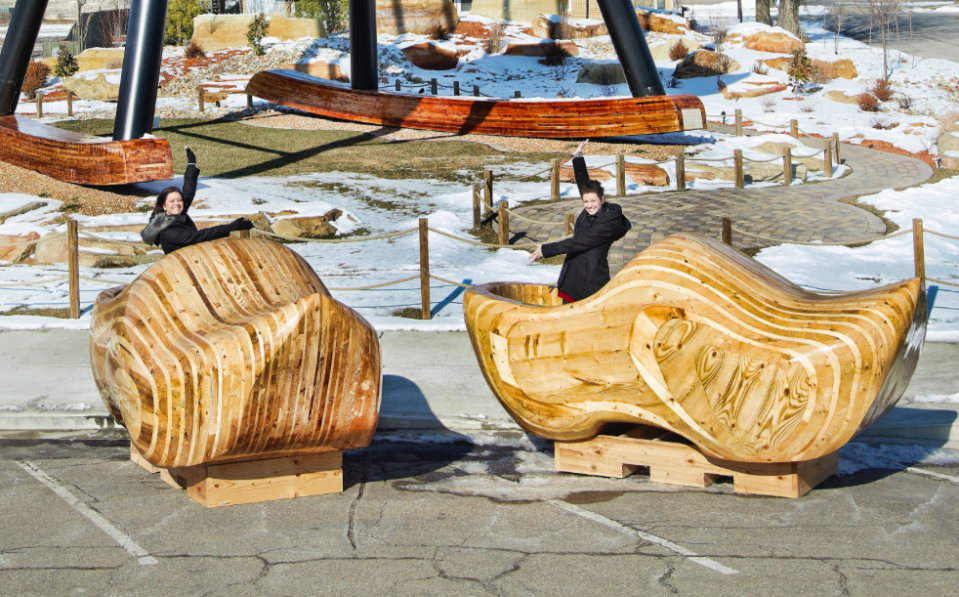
top-left (91, 236), bottom-right (925, 472)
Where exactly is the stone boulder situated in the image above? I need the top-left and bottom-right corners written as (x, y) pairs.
top-left (0, 232), bottom-right (40, 263)
top-left (267, 16), bottom-right (327, 41)
top-left (824, 90), bottom-right (861, 105)
top-left (763, 56), bottom-right (857, 79)
top-left (43, 48), bottom-right (126, 73)
top-left (576, 61), bottom-right (626, 85)
top-left (939, 132), bottom-right (959, 170)
top-left (33, 233), bottom-right (142, 268)
top-left (271, 210), bottom-right (343, 240)
top-left (560, 165), bottom-right (612, 182)
top-left (283, 60), bottom-right (349, 82)
top-left (402, 42), bottom-right (461, 70)
top-left (192, 14), bottom-right (258, 52)
top-left (376, 0), bottom-right (459, 35)
top-left (531, 14), bottom-right (607, 39)
top-left (649, 38), bottom-right (702, 61)
top-left (674, 50), bottom-right (740, 79)
top-left (635, 9), bottom-right (690, 35)
top-left (503, 41), bottom-right (579, 58)
top-left (471, 0), bottom-right (564, 24)
top-left (625, 164), bottom-right (670, 186)
top-left (733, 28), bottom-right (804, 54)
top-left (719, 80), bottom-right (786, 100)
top-left (63, 72), bottom-right (121, 101)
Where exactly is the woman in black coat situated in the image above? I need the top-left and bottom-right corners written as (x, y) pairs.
top-left (141, 147), bottom-right (254, 254)
top-left (530, 141), bottom-right (632, 303)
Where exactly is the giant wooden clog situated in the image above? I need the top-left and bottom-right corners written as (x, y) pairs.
top-left (90, 238), bottom-right (381, 469)
top-left (464, 234), bottom-right (926, 463)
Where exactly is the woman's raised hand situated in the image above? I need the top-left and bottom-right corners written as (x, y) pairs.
top-left (574, 140), bottom-right (589, 155)
top-left (529, 243), bottom-right (543, 263)
top-left (185, 146), bottom-right (196, 166)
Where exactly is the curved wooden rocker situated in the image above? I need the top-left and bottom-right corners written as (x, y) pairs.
top-left (0, 115), bottom-right (173, 185)
top-left (246, 70), bottom-right (707, 138)
top-left (90, 238), bottom-right (381, 505)
top-left (464, 234), bottom-right (926, 469)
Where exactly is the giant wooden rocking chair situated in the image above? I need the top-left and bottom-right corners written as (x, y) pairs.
top-left (464, 234), bottom-right (926, 497)
top-left (90, 238), bottom-right (381, 506)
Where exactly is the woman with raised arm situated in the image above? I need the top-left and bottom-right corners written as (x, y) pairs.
top-left (141, 147), bottom-right (254, 255)
top-left (529, 140), bottom-right (632, 303)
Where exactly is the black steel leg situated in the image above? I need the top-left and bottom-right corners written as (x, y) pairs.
top-left (0, 0), bottom-right (51, 116)
top-left (596, 0), bottom-right (666, 98)
top-left (350, 0), bottom-right (378, 91)
top-left (113, 0), bottom-right (169, 140)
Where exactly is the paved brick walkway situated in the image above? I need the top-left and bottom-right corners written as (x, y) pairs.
top-left (509, 127), bottom-right (933, 275)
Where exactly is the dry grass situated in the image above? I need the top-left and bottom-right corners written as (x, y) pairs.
top-left (185, 39), bottom-right (206, 59)
top-left (486, 20), bottom-right (506, 54)
top-left (668, 40), bottom-right (689, 61)
top-left (750, 60), bottom-right (768, 75)
top-left (760, 94), bottom-right (777, 113)
top-left (426, 20), bottom-right (451, 41)
top-left (857, 91), bottom-right (881, 112)
top-left (870, 78), bottom-right (894, 102)
top-left (936, 109), bottom-right (959, 134)
top-left (549, 16), bottom-right (578, 41)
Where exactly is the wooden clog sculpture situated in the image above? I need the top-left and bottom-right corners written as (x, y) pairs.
top-left (464, 234), bottom-right (926, 466)
top-left (90, 238), bottom-right (381, 504)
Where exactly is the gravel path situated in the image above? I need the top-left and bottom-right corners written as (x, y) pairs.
top-left (0, 162), bottom-right (148, 218)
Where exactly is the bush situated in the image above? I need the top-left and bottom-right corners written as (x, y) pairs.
top-left (185, 39), bottom-right (205, 59)
top-left (426, 20), bottom-right (451, 41)
top-left (542, 41), bottom-right (571, 67)
top-left (857, 91), bottom-right (880, 112)
top-left (668, 40), bottom-right (689, 61)
top-left (294, 0), bottom-right (344, 35)
top-left (54, 45), bottom-right (80, 79)
top-left (751, 60), bottom-right (768, 75)
top-left (760, 94), bottom-right (777, 113)
top-left (786, 48), bottom-right (818, 91)
top-left (870, 78), bottom-right (893, 102)
top-left (936, 109), bottom-right (959, 134)
top-left (0, 12), bottom-right (11, 25)
top-left (870, 116), bottom-right (894, 130)
top-left (166, 0), bottom-right (206, 46)
top-left (23, 60), bottom-right (52, 100)
top-left (896, 94), bottom-right (912, 110)
top-left (486, 20), bottom-right (506, 54)
top-left (248, 13), bottom-right (269, 56)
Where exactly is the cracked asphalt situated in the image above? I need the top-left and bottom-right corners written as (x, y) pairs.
top-left (1, 432), bottom-right (958, 596)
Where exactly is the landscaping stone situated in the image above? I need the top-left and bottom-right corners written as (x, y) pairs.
top-left (649, 38), bottom-right (702, 61)
top-left (267, 16), bottom-right (327, 41)
top-left (531, 14), bottom-right (607, 39)
top-left (575, 61), bottom-right (626, 85)
top-left (625, 163), bottom-right (670, 186)
top-left (673, 50), bottom-right (740, 79)
top-left (727, 26), bottom-right (804, 54)
top-left (271, 210), bottom-right (342, 239)
top-left (191, 14), bottom-right (259, 52)
top-left (0, 232), bottom-right (40, 263)
top-left (401, 42), bottom-right (461, 70)
top-left (824, 90), bottom-right (861, 104)
top-left (42, 48), bottom-right (125, 73)
top-left (763, 56), bottom-right (858, 79)
top-left (62, 72), bottom-right (121, 101)
top-left (635, 9), bottom-right (690, 35)
top-left (939, 132), bottom-right (959, 169)
top-left (470, 0), bottom-right (563, 24)
top-left (282, 60), bottom-right (349, 82)
top-left (503, 41), bottom-right (579, 58)
top-left (719, 80), bottom-right (787, 99)
top-left (376, 0), bottom-right (459, 35)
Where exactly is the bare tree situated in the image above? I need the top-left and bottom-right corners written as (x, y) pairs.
top-left (860, 0), bottom-right (904, 78)
top-left (75, 0), bottom-right (89, 49)
top-left (830, 1), bottom-right (848, 55)
top-left (102, 0), bottom-right (131, 47)
top-left (708, 15), bottom-right (732, 85)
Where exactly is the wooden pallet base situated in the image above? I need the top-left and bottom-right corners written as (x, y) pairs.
top-left (554, 427), bottom-right (838, 498)
top-left (131, 444), bottom-right (343, 507)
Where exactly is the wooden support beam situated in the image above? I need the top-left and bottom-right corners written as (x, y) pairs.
top-left (734, 149), bottom-right (744, 189)
top-left (722, 217), bottom-right (732, 245)
top-left (824, 142), bottom-right (833, 178)
top-left (420, 218), bottom-right (431, 320)
top-left (66, 91), bottom-right (73, 117)
top-left (550, 158), bottom-right (561, 202)
top-left (472, 183), bottom-right (482, 228)
top-left (914, 218), bottom-right (925, 284)
top-left (616, 154), bottom-right (626, 197)
top-left (565, 213), bottom-right (575, 236)
top-left (791, 119), bottom-right (798, 139)
top-left (484, 170), bottom-right (493, 210)
top-left (675, 148), bottom-right (685, 191)
top-left (68, 219), bottom-right (79, 319)
top-left (734, 109), bottom-right (742, 136)
top-left (783, 147), bottom-right (792, 186)
top-left (498, 200), bottom-right (509, 246)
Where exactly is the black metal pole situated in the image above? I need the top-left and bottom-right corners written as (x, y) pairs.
top-left (0, 0), bottom-right (51, 116)
top-left (113, 0), bottom-right (169, 140)
top-left (349, 0), bottom-right (378, 91)
top-left (595, 0), bottom-right (665, 98)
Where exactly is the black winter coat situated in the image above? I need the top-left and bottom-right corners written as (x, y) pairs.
top-left (540, 157), bottom-right (632, 301)
top-left (141, 164), bottom-right (240, 255)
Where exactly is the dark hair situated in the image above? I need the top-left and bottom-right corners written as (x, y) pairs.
top-left (152, 186), bottom-right (184, 217)
top-left (581, 179), bottom-right (605, 199)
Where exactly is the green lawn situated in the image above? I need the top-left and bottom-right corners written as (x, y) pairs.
top-left (55, 119), bottom-right (565, 183)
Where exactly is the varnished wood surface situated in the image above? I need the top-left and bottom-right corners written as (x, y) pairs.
top-left (0, 115), bottom-right (173, 186)
top-left (246, 70), bottom-right (706, 138)
top-left (90, 238), bottom-right (382, 468)
top-left (463, 234), bottom-right (926, 463)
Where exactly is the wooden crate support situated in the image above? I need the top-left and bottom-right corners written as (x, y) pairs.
top-left (675, 148), bottom-right (685, 191)
top-left (66, 91), bottom-right (73, 117)
top-left (616, 154), bottom-right (626, 197)
top-left (67, 220), bottom-right (80, 319)
top-left (734, 108), bottom-right (742, 136)
top-left (564, 213), bottom-right (575, 235)
top-left (419, 218), bottom-right (431, 320)
top-left (734, 149), bottom-right (744, 189)
top-left (132, 443), bottom-right (343, 508)
top-left (550, 158), bottom-right (561, 201)
top-left (472, 183), bottom-right (482, 227)
top-left (783, 147), bottom-right (792, 185)
top-left (722, 217), bottom-right (732, 245)
top-left (498, 200), bottom-right (509, 245)
top-left (554, 427), bottom-right (839, 498)
top-left (914, 218), bottom-right (925, 283)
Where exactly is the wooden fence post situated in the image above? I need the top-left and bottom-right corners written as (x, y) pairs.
top-left (419, 218), bottom-right (431, 320)
top-left (913, 218), bottom-right (925, 285)
top-left (550, 158), bottom-right (561, 201)
top-left (68, 219), bottom-right (80, 319)
top-left (395, 80), bottom-right (401, 91)
top-left (430, 78), bottom-right (437, 95)
top-left (514, 90), bottom-right (521, 98)
top-left (66, 90), bottom-right (73, 117)
top-left (734, 149), bottom-right (744, 189)
top-left (564, 213), bottom-right (575, 236)
top-left (198, 88), bottom-right (205, 113)
top-left (472, 183), bottom-right (482, 228)
top-left (498, 200), bottom-right (509, 246)
top-left (473, 85), bottom-right (480, 97)
top-left (36, 94), bottom-right (42, 119)
top-left (790, 119), bottom-right (798, 139)
top-left (675, 148), bottom-right (685, 191)
top-left (484, 170), bottom-right (493, 210)
top-left (734, 109), bottom-right (742, 136)
top-left (783, 147), bottom-right (792, 186)
top-left (453, 81), bottom-right (460, 95)
top-left (833, 132), bottom-right (841, 163)
top-left (722, 217), bottom-right (732, 245)
top-left (616, 154), bottom-right (626, 197)
top-left (246, 93), bottom-right (253, 109)
top-left (824, 142), bottom-right (833, 177)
